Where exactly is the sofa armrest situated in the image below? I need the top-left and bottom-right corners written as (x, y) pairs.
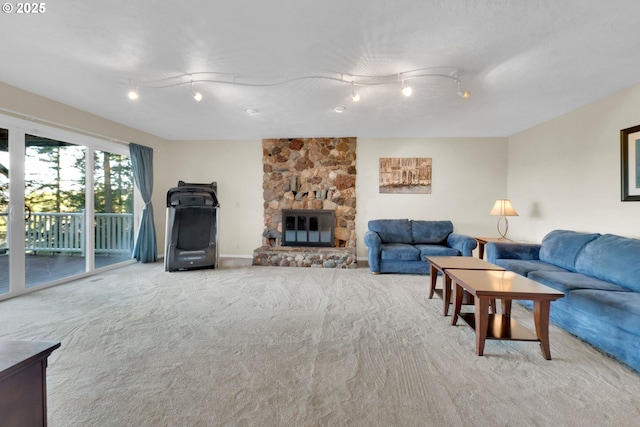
top-left (364, 230), bottom-right (382, 273)
top-left (447, 233), bottom-right (478, 257)
top-left (486, 242), bottom-right (541, 264)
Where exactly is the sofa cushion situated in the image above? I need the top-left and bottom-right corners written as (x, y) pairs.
top-left (380, 243), bottom-right (421, 261)
top-left (411, 220), bottom-right (453, 244)
top-left (487, 242), bottom-right (540, 263)
top-left (539, 230), bottom-right (600, 271)
top-left (569, 289), bottom-right (640, 336)
top-left (415, 244), bottom-right (460, 258)
top-left (368, 219), bottom-right (413, 244)
top-left (528, 270), bottom-right (630, 294)
top-left (574, 234), bottom-right (640, 292)
top-left (493, 259), bottom-right (568, 277)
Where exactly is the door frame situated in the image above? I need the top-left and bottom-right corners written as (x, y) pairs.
top-left (0, 113), bottom-right (137, 301)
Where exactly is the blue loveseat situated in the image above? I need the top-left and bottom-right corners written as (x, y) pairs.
top-left (364, 219), bottom-right (477, 274)
top-left (487, 230), bottom-right (640, 372)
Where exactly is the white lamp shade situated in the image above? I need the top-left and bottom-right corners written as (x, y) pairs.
top-left (489, 199), bottom-right (518, 216)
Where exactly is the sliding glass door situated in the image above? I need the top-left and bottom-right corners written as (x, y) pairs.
top-left (24, 135), bottom-right (87, 287)
top-left (93, 149), bottom-right (134, 269)
top-left (0, 116), bottom-right (136, 300)
top-left (0, 128), bottom-right (8, 295)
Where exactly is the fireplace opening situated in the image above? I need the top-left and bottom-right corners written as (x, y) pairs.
top-left (282, 209), bottom-right (335, 247)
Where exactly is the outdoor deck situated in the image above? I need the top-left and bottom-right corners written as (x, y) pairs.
top-left (0, 253), bottom-right (133, 294)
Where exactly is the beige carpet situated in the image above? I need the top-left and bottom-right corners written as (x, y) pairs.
top-left (0, 260), bottom-right (638, 426)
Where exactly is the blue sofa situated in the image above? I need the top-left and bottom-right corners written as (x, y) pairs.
top-left (487, 230), bottom-right (640, 372)
top-left (364, 219), bottom-right (477, 274)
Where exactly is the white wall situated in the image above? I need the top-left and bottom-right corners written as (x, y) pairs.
top-left (356, 138), bottom-right (508, 257)
top-left (166, 137), bottom-right (509, 258)
top-left (507, 83), bottom-right (640, 242)
top-left (165, 140), bottom-right (264, 257)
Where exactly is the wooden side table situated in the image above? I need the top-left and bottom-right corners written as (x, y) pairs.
top-left (475, 237), bottom-right (512, 259)
top-left (0, 340), bottom-right (61, 427)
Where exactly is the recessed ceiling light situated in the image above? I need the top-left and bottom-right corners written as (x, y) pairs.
top-left (332, 105), bottom-right (346, 113)
top-left (127, 90), bottom-right (139, 100)
top-left (244, 108), bottom-right (259, 116)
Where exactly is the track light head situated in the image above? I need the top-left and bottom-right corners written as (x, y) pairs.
top-left (401, 84), bottom-right (413, 97)
top-left (457, 90), bottom-right (471, 99)
top-left (127, 90), bottom-right (139, 100)
top-left (189, 80), bottom-right (203, 102)
top-left (351, 82), bottom-right (360, 102)
top-left (456, 79), bottom-right (471, 99)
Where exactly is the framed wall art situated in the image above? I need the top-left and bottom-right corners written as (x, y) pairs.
top-left (379, 157), bottom-right (432, 194)
top-left (620, 125), bottom-right (640, 201)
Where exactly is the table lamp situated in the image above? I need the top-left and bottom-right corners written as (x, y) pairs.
top-left (489, 199), bottom-right (518, 240)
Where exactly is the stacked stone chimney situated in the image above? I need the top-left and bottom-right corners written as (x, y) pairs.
top-left (261, 137), bottom-right (357, 249)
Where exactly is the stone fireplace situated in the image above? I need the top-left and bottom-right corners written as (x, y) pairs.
top-left (252, 137), bottom-right (357, 268)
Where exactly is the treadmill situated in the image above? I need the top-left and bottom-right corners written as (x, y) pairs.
top-left (165, 181), bottom-right (219, 272)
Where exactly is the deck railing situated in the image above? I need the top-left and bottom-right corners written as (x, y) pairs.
top-left (94, 213), bottom-right (134, 254)
top-left (17, 211), bottom-right (134, 255)
top-left (26, 212), bottom-right (84, 253)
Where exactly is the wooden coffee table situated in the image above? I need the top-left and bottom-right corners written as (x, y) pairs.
top-left (425, 256), bottom-right (505, 316)
top-left (447, 269), bottom-right (564, 360)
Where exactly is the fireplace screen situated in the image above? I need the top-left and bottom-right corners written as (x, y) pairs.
top-left (282, 209), bottom-right (335, 247)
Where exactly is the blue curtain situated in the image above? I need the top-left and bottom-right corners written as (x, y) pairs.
top-left (129, 143), bottom-right (157, 263)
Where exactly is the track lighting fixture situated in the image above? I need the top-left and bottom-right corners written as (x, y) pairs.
top-left (127, 67), bottom-right (471, 105)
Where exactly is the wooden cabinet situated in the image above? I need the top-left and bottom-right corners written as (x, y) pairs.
top-left (0, 340), bottom-right (61, 427)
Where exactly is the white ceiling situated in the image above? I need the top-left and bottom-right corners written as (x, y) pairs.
top-left (2, 0), bottom-right (640, 141)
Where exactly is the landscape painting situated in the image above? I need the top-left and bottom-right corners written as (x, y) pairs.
top-left (379, 157), bottom-right (432, 194)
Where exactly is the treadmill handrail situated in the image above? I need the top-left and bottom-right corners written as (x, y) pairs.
top-left (166, 186), bottom-right (219, 208)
